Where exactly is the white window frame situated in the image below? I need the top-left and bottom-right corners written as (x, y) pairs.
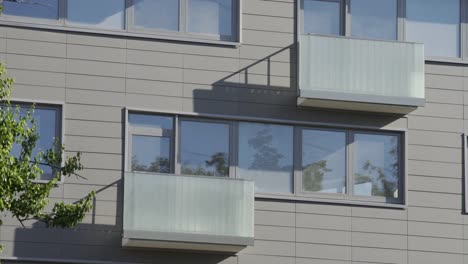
top-left (7, 98), bottom-right (64, 184)
top-left (0, 0), bottom-right (241, 45)
top-left (124, 108), bottom-right (408, 208)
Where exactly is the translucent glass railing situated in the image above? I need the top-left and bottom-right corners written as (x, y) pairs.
top-left (298, 34), bottom-right (425, 113)
top-left (123, 172), bottom-right (255, 253)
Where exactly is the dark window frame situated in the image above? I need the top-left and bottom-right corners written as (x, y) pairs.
top-left (125, 110), bottom-right (407, 206)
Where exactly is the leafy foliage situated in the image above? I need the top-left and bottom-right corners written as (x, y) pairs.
top-left (0, 63), bottom-right (95, 252)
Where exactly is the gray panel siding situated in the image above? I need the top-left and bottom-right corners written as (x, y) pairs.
top-left (0, 0), bottom-right (467, 263)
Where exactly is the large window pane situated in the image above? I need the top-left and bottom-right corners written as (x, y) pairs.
top-left (302, 129), bottom-right (346, 194)
top-left (33, 107), bottom-right (59, 180)
top-left (67, 0), bottom-right (125, 30)
top-left (350, 0), bottom-right (397, 40)
top-left (3, 0), bottom-right (58, 20)
top-left (131, 135), bottom-right (171, 173)
top-left (353, 133), bottom-right (400, 199)
top-left (180, 121), bottom-right (230, 177)
top-left (238, 122), bottom-right (293, 194)
top-left (188, 0), bottom-right (233, 38)
top-left (129, 113), bottom-right (174, 174)
top-left (133, 0), bottom-right (179, 31)
top-left (8, 105), bottom-right (60, 181)
top-left (406, 0), bottom-right (460, 57)
top-left (303, 0), bottom-right (341, 35)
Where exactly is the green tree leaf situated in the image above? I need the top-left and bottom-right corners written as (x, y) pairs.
top-left (0, 63), bottom-right (95, 254)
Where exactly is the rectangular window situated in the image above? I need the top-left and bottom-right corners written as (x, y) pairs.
top-left (301, 128), bottom-right (346, 194)
top-left (350, 0), bottom-right (397, 40)
top-left (128, 113), bottom-right (174, 173)
top-left (3, 0), bottom-right (59, 20)
top-left (303, 0), bottom-right (342, 35)
top-left (405, 0), bottom-right (460, 58)
top-left (0, 0), bottom-right (239, 43)
top-left (301, 0), bottom-right (399, 40)
top-left (237, 122), bottom-right (294, 194)
top-left (126, 112), bottom-right (405, 205)
top-left (180, 120), bottom-right (230, 177)
top-left (7, 103), bottom-right (61, 181)
top-left (187, 0), bottom-right (234, 39)
top-left (133, 0), bottom-right (179, 31)
top-left (67, 0), bottom-right (125, 30)
top-left (352, 133), bottom-right (400, 200)
top-left (131, 0), bottom-right (237, 41)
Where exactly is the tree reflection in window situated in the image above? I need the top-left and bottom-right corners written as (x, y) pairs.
top-left (353, 134), bottom-right (399, 198)
top-left (248, 128), bottom-right (286, 171)
top-left (131, 135), bottom-right (171, 174)
top-left (303, 160), bottom-right (331, 192)
top-left (131, 155), bottom-right (170, 173)
top-left (238, 123), bottom-right (293, 194)
top-left (301, 129), bottom-right (346, 194)
top-left (180, 121), bottom-right (230, 177)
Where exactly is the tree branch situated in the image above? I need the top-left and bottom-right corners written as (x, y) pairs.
top-left (22, 160), bottom-right (88, 180)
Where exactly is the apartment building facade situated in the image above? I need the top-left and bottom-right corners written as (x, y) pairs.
top-left (0, 0), bottom-right (466, 263)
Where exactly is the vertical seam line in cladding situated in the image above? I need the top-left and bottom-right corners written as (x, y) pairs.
top-left (63, 32), bottom-right (68, 204)
top-left (294, 201), bottom-right (297, 263)
top-left (464, 59), bottom-right (466, 264)
top-left (351, 207), bottom-right (354, 262)
top-left (124, 35), bottom-right (128, 95)
top-left (407, 187), bottom-right (409, 263)
top-left (182, 47), bottom-right (185, 99)
top-left (62, 30), bottom-right (69, 259)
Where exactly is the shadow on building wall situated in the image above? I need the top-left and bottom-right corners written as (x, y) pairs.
top-left (8, 25), bottom-right (408, 264)
top-left (191, 41), bottom-right (404, 129)
top-left (11, 176), bottom-right (235, 264)
top-left (9, 107), bottom-right (235, 264)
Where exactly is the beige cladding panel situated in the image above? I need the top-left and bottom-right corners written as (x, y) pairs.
top-left (1, 0), bottom-right (468, 262)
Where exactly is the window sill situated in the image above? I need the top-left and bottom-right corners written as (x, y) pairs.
top-left (32, 178), bottom-right (64, 185)
top-left (425, 57), bottom-right (468, 65)
top-left (255, 193), bottom-right (407, 209)
top-left (0, 20), bottom-right (241, 47)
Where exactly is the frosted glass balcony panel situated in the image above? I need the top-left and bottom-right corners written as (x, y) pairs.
top-left (123, 172), bottom-right (254, 252)
top-left (298, 34), bottom-right (425, 113)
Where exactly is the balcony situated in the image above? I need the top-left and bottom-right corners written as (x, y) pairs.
top-left (122, 172), bottom-right (255, 253)
top-left (298, 34), bottom-right (425, 114)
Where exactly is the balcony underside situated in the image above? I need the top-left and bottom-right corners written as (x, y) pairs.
top-left (123, 230), bottom-right (254, 253)
top-left (298, 90), bottom-right (426, 114)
